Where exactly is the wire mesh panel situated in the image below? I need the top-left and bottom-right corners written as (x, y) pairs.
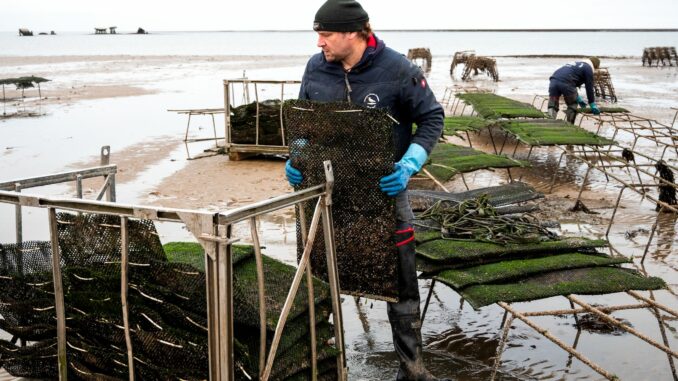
top-left (284, 100), bottom-right (399, 302)
top-left (0, 215), bottom-right (338, 380)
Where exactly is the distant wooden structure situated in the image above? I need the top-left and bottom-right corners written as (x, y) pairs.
top-left (407, 48), bottom-right (432, 71)
top-left (451, 51), bottom-right (499, 82)
top-left (450, 51), bottom-right (474, 74)
top-left (642, 46), bottom-right (678, 67)
top-left (109, 26), bottom-right (117, 34)
top-left (593, 68), bottom-right (618, 103)
top-left (95, 28), bottom-right (107, 34)
top-left (1, 76), bottom-right (50, 116)
top-left (18, 28), bottom-right (33, 36)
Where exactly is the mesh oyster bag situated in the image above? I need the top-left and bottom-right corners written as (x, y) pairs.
top-left (284, 99), bottom-right (399, 302)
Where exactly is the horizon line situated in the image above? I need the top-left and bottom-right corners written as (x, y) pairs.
top-left (3, 28), bottom-right (678, 33)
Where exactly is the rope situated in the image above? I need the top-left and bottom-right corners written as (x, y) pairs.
top-left (416, 195), bottom-right (557, 245)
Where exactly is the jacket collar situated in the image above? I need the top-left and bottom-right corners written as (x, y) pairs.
top-left (351, 33), bottom-right (384, 72)
top-left (321, 33), bottom-right (385, 73)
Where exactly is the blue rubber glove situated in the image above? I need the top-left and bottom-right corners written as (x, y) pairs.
top-left (590, 102), bottom-right (601, 115)
top-left (285, 160), bottom-right (303, 186)
top-left (379, 143), bottom-right (428, 197)
top-left (286, 138), bottom-right (308, 186)
top-left (576, 95), bottom-right (587, 108)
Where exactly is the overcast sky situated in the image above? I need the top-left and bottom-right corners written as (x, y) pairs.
top-left (4, 0), bottom-right (678, 32)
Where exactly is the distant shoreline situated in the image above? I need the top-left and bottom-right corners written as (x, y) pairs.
top-left (234, 29), bottom-right (678, 33)
top-left (2, 28), bottom-right (678, 34)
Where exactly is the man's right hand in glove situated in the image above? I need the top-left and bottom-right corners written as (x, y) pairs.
top-left (590, 102), bottom-right (601, 115)
top-left (285, 160), bottom-right (303, 186)
top-left (379, 143), bottom-right (428, 197)
top-left (576, 95), bottom-right (587, 108)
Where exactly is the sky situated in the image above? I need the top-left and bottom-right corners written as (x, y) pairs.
top-left (3, 0), bottom-right (678, 32)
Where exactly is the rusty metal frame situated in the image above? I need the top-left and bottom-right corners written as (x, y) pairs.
top-left (522, 96), bottom-right (678, 263)
top-left (223, 79), bottom-right (301, 157)
top-left (419, 95), bottom-right (678, 380)
top-left (544, 143), bottom-right (678, 263)
top-left (0, 145), bottom-right (116, 246)
top-left (0, 160), bottom-right (347, 381)
top-left (168, 108), bottom-right (225, 144)
top-left (489, 291), bottom-right (678, 381)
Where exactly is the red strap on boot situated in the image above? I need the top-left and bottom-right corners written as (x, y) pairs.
top-left (395, 227), bottom-right (415, 247)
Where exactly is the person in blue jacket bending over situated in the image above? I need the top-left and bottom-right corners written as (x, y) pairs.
top-left (286, 1), bottom-right (448, 379)
top-left (547, 57), bottom-right (601, 123)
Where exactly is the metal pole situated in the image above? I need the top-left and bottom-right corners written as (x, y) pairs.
top-left (120, 216), bottom-right (135, 380)
top-left (184, 113), bottom-right (192, 142)
top-left (250, 217), bottom-right (268, 377)
top-left (299, 206), bottom-right (318, 380)
top-left (498, 302), bottom-right (618, 380)
top-left (108, 174), bottom-right (117, 202)
top-left (76, 175), bottom-right (83, 199)
top-left (14, 183), bottom-right (22, 246)
top-left (224, 80), bottom-right (232, 148)
top-left (280, 82), bottom-right (286, 147)
top-left (568, 295), bottom-right (678, 358)
top-left (218, 224), bottom-right (235, 380)
top-left (255, 83), bottom-right (260, 146)
top-left (211, 113), bottom-right (218, 145)
top-left (321, 161), bottom-right (348, 379)
top-left (48, 208), bottom-right (68, 380)
top-left (490, 314), bottom-right (514, 381)
top-left (101, 146), bottom-right (110, 165)
top-left (421, 279), bottom-right (436, 322)
top-left (261, 198), bottom-right (323, 380)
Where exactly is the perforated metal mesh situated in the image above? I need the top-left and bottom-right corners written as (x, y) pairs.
top-left (284, 99), bottom-right (399, 302)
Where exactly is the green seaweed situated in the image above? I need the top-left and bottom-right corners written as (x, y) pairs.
top-left (501, 119), bottom-right (615, 146)
top-left (163, 241), bottom-right (253, 271)
top-left (424, 143), bottom-right (529, 182)
top-left (435, 253), bottom-right (630, 288)
top-left (443, 116), bottom-right (496, 134)
top-left (460, 267), bottom-right (666, 308)
top-left (456, 93), bottom-right (546, 119)
top-left (415, 229), bottom-right (443, 244)
top-left (416, 237), bottom-right (609, 265)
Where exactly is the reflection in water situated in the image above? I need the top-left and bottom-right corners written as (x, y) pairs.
top-left (654, 212), bottom-right (678, 262)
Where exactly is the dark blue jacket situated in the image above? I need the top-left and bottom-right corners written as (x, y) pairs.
top-left (299, 34), bottom-right (443, 160)
top-left (550, 61), bottom-right (595, 104)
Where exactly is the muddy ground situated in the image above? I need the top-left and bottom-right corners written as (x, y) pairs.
top-left (1, 53), bottom-right (677, 380)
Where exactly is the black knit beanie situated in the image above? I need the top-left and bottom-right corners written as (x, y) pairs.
top-left (313, 0), bottom-right (369, 32)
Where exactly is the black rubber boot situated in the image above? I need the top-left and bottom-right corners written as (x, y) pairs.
top-left (563, 93), bottom-right (579, 124)
top-left (547, 96), bottom-right (559, 119)
top-left (387, 225), bottom-right (451, 381)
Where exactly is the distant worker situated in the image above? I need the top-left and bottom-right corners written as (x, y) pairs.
top-left (547, 57), bottom-right (601, 123)
top-left (285, 0), bottom-right (447, 379)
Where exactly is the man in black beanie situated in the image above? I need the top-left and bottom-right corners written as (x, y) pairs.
top-left (285, 1), bottom-right (448, 380)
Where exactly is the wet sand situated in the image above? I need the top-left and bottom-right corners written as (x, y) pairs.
top-left (1, 53), bottom-right (677, 380)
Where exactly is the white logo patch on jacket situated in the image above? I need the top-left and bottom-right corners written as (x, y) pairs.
top-left (364, 93), bottom-right (380, 108)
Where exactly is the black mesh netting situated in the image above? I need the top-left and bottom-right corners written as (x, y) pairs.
top-left (231, 99), bottom-right (285, 146)
top-left (284, 100), bottom-right (399, 302)
top-left (0, 212), bottom-right (337, 380)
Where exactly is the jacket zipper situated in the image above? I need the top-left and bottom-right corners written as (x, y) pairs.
top-left (344, 70), bottom-right (352, 102)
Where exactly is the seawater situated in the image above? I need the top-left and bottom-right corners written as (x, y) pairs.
top-left (1, 30), bottom-right (678, 56)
